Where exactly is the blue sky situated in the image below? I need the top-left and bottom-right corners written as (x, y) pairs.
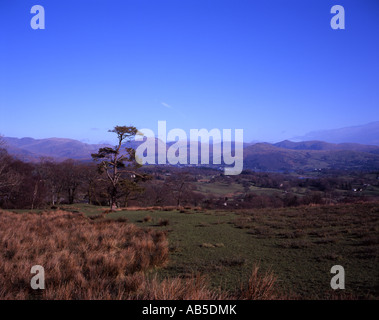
top-left (1, 0), bottom-right (378, 144)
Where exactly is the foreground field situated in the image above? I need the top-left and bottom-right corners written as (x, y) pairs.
top-left (0, 209), bottom-right (277, 300)
top-left (104, 203), bottom-right (378, 299)
top-left (1, 202), bottom-right (378, 299)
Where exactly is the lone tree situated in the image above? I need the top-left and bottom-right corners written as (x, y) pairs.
top-left (91, 126), bottom-right (145, 210)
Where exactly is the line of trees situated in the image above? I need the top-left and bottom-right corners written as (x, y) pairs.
top-left (0, 154), bottom-right (203, 210)
top-left (0, 128), bottom-right (202, 210)
top-left (0, 129), bottom-right (148, 210)
top-left (0, 152), bottom-right (97, 209)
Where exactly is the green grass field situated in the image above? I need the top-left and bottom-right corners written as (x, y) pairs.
top-left (194, 181), bottom-right (244, 196)
top-left (50, 202), bottom-right (379, 299)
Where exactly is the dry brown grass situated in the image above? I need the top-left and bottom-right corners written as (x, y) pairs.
top-left (0, 210), bottom-right (168, 300)
top-left (0, 210), bottom-right (282, 300)
top-left (235, 266), bottom-right (279, 300)
top-left (131, 274), bottom-right (227, 300)
top-left (130, 266), bottom-right (279, 300)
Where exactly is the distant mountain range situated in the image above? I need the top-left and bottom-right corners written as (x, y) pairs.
top-left (243, 142), bottom-right (379, 172)
top-left (293, 121), bottom-right (379, 146)
top-left (2, 136), bottom-right (379, 172)
top-left (2, 137), bottom-right (108, 162)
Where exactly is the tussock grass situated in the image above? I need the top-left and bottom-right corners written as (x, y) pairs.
top-left (0, 210), bottom-right (283, 300)
top-left (2, 202), bottom-right (377, 299)
top-left (236, 266), bottom-right (278, 300)
top-left (0, 210), bottom-right (168, 299)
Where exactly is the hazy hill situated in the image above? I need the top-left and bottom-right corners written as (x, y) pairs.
top-left (293, 121), bottom-right (379, 146)
top-left (3, 137), bottom-right (109, 161)
top-left (243, 143), bottom-right (379, 172)
top-left (273, 140), bottom-right (379, 154)
top-left (2, 136), bottom-right (379, 172)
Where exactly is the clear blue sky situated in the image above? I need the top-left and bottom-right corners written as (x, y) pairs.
top-left (1, 0), bottom-right (378, 144)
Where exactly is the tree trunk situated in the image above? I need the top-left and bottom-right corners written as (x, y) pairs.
top-left (110, 185), bottom-right (117, 210)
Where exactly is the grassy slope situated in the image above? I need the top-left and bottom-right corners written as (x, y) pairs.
top-left (58, 202), bottom-right (379, 299)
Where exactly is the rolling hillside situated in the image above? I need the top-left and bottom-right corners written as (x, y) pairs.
top-left (2, 136), bottom-right (379, 172)
top-left (243, 143), bottom-right (379, 172)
